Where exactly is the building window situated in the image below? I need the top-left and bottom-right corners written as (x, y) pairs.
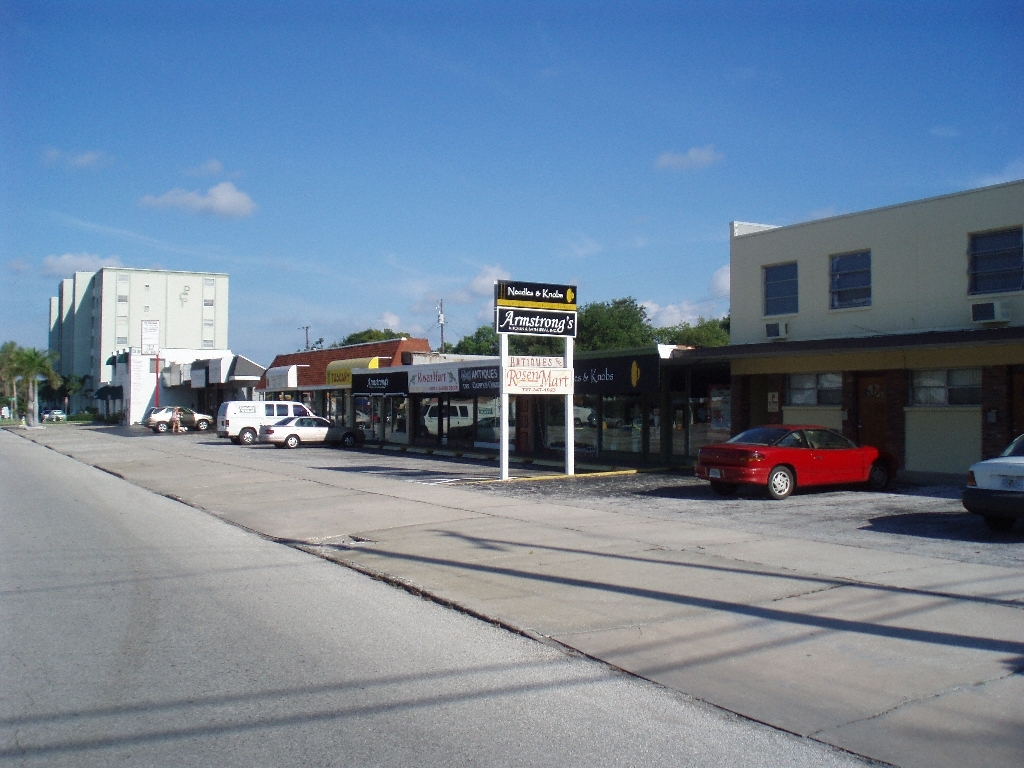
top-left (912, 369), bottom-right (982, 405)
top-left (143, 305), bottom-right (150, 313)
top-left (117, 295), bottom-right (129, 303)
top-left (116, 336), bottom-right (128, 346)
top-left (969, 227), bottom-right (1023, 294)
top-left (830, 250), bottom-right (871, 309)
top-left (764, 262), bottom-right (798, 316)
top-left (204, 298), bottom-right (214, 307)
top-left (202, 339), bottom-right (215, 349)
top-left (788, 373), bottom-right (842, 406)
top-left (204, 277), bottom-right (215, 287)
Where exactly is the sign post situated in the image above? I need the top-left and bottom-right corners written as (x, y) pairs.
top-left (494, 280), bottom-right (577, 480)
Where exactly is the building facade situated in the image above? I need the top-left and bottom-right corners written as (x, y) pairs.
top-left (48, 267), bottom-right (230, 409)
top-left (724, 180), bottom-right (1024, 478)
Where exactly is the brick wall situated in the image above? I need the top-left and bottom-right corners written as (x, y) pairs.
top-left (981, 365), bottom-right (1011, 458)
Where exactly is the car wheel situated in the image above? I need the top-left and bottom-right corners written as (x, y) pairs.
top-left (239, 428), bottom-right (257, 446)
top-left (710, 481), bottom-right (739, 497)
top-left (867, 461), bottom-right (890, 491)
top-left (767, 466), bottom-right (795, 500)
top-left (196, 419), bottom-right (210, 431)
top-left (342, 432), bottom-right (357, 448)
top-left (285, 434), bottom-right (300, 449)
top-left (155, 422), bottom-right (169, 433)
top-left (982, 514), bottom-right (1016, 533)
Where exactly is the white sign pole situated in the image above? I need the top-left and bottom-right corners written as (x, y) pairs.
top-left (565, 335), bottom-right (574, 476)
top-left (500, 331), bottom-right (510, 481)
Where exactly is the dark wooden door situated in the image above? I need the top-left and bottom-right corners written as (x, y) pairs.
top-left (858, 375), bottom-right (887, 452)
top-left (1013, 372), bottom-right (1024, 438)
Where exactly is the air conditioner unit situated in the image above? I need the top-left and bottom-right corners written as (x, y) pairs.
top-left (765, 322), bottom-right (789, 339)
top-left (971, 300), bottom-right (1011, 324)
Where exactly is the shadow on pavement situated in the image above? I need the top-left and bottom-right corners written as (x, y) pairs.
top-left (863, 511), bottom-right (1024, 542)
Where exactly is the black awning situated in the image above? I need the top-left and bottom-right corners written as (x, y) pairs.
top-left (94, 385), bottom-right (123, 400)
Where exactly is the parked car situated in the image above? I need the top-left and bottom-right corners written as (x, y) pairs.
top-left (258, 416), bottom-right (364, 449)
top-left (42, 409), bottom-right (66, 422)
top-left (144, 406), bottom-right (213, 433)
top-left (217, 400), bottom-right (313, 445)
top-left (695, 425), bottom-right (892, 499)
top-left (963, 434), bottom-right (1024, 532)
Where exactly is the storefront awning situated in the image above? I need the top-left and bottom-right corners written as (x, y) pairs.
top-left (265, 365), bottom-right (299, 390)
top-left (325, 357), bottom-right (379, 388)
top-left (94, 385), bottom-right (123, 400)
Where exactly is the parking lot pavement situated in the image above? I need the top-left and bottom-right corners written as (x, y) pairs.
top-left (9, 424), bottom-right (1024, 768)
top-left (471, 473), bottom-right (1024, 569)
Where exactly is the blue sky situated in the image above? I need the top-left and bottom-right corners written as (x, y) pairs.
top-left (2, 1), bottom-right (1022, 365)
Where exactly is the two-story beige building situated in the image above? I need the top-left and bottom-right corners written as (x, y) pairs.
top-left (723, 179), bottom-right (1024, 478)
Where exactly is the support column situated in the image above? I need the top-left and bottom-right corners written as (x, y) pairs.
top-left (564, 336), bottom-right (574, 476)
top-left (500, 332), bottom-right (509, 480)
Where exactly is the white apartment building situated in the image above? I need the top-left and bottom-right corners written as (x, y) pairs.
top-left (48, 267), bottom-right (230, 410)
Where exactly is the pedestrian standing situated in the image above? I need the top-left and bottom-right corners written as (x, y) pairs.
top-left (171, 407), bottom-right (182, 434)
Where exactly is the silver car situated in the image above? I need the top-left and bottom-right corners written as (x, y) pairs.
top-left (258, 416), bottom-right (365, 449)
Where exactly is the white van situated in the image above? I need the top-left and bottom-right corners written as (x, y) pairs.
top-left (217, 401), bottom-right (313, 445)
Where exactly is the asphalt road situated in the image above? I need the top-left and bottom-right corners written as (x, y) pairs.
top-left (0, 430), bottom-right (868, 767)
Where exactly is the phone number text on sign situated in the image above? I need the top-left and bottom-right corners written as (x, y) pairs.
top-left (503, 367), bottom-right (574, 395)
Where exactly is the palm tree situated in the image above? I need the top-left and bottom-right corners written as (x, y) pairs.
top-left (0, 342), bottom-right (20, 419)
top-left (14, 347), bottom-right (61, 427)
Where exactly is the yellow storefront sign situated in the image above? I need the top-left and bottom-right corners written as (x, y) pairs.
top-left (325, 357), bottom-right (378, 387)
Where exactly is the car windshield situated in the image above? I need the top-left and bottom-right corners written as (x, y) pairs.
top-left (726, 427), bottom-right (790, 446)
top-left (1001, 434), bottom-right (1024, 458)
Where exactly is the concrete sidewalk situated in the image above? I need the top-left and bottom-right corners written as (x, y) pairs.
top-left (10, 425), bottom-right (1024, 767)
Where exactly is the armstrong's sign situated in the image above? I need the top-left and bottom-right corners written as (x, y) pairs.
top-left (495, 307), bottom-right (577, 337)
top-left (495, 280), bottom-right (577, 311)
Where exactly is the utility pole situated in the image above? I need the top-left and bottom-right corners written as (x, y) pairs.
top-left (437, 300), bottom-right (445, 352)
top-left (299, 325), bottom-right (311, 351)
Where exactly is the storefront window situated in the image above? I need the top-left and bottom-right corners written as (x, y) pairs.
top-left (601, 395), bottom-right (644, 453)
top-left (540, 396), bottom-right (567, 451)
top-left (573, 394), bottom-right (599, 458)
top-left (447, 397), bottom-right (475, 448)
top-left (474, 396), bottom-right (511, 448)
top-left (689, 386), bottom-right (731, 454)
top-left (354, 396), bottom-right (372, 435)
top-left (384, 396), bottom-right (408, 443)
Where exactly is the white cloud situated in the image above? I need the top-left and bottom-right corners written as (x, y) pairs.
top-left (643, 299), bottom-right (722, 327)
top-left (560, 234), bottom-right (602, 259)
top-left (974, 157), bottom-right (1024, 188)
top-left (930, 126), bottom-right (960, 138)
top-left (379, 312), bottom-right (401, 329)
top-left (6, 259), bottom-right (30, 275)
top-left (140, 181), bottom-right (256, 218)
top-left (806, 206), bottom-right (838, 221)
top-left (655, 145), bottom-right (723, 171)
top-left (709, 265), bottom-right (730, 299)
top-left (184, 159), bottom-right (224, 176)
top-left (468, 264), bottom-right (510, 296)
top-left (44, 147), bottom-right (109, 169)
top-left (41, 252), bottom-right (123, 277)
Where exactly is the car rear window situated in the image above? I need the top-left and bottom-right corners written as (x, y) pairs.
top-left (727, 427), bottom-right (789, 446)
top-left (1001, 435), bottom-right (1024, 457)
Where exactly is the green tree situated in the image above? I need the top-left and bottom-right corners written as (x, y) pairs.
top-left (652, 316), bottom-right (730, 347)
top-left (13, 347), bottom-right (61, 426)
top-left (452, 325), bottom-right (499, 355)
top-left (332, 328), bottom-right (409, 347)
top-left (0, 341), bottom-right (19, 418)
top-left (576, 297), bottom-right (654, 352)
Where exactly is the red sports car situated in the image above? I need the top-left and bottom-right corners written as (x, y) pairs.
top-left (695, 425), bottom-right (892, 499)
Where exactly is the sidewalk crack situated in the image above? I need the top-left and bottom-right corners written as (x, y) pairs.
top-left (809, 668), bottom-right (1024, 736)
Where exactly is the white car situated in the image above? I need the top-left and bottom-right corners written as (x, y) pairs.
top-left (963, 434), bottom-right (1024, 532)
top-left (258, 416), bottom-right (364, 449)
